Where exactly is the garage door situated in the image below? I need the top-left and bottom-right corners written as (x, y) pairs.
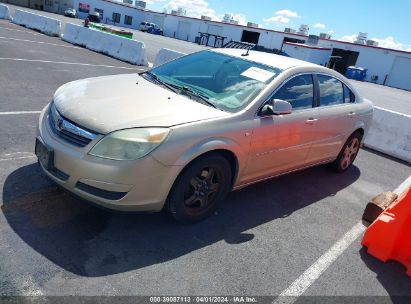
top-left (153, 15), bottom-right (165, 28)
top-left (177, 21), bottom-right (191, 41)
top-left (387, 56), bottom-right (411, 91)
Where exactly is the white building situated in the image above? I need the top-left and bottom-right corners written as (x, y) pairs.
top-left (70, 0), bottom-right (411, 91)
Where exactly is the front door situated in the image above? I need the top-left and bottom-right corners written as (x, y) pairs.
top-left (243, 74), bottom-right (322, 183)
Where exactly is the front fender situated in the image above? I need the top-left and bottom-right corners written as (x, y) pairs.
top-left (152, 136), bottom-right (250, 186)
top-left (173, 137), bottom-right (245, 166)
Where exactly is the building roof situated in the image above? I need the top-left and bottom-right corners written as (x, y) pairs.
top-left (211, 48), bottom-right (320, 70)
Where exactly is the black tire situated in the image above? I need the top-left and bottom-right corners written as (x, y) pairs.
top-left (331, 132), bottom-right (363, 173)
top-left (166, 154), bottom-right (232, 223)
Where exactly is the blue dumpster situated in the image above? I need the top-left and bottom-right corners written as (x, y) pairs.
top-left (345, 66), bottom-right (368, 81)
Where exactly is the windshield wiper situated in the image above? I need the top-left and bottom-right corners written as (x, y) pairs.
top-left (143, 71), bottom-right (179, 93)
top-left (142, 72), bottom-right (217, 109)
top-left (177, 86), bottom-right (217, 109)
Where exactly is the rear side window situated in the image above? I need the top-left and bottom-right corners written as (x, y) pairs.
top-left (317, 75), bottom-right (344, 107)
top-left (273, 74), bottom-right (314, 111)
top-left (343, 85), bottom-right (356, 103)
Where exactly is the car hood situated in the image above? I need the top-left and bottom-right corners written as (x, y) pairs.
top-left (53, 73), bottom-right (228, 134)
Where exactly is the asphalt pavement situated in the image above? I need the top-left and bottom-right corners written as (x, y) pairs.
top-left (350, 80), bottom-right (411, 116)
top-left (0, 18), bottom-right (410, 300)
top-left (5, 3), bottom-right (207, 63)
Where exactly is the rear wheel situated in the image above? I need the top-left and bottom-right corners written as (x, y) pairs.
top-left (331, 132), bottom-right (362, 173)
top-left (166, 154), bottom-right (232, 223)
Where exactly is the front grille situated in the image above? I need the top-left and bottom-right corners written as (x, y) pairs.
top-left (75, 182), bottom-right (128, 200)
top-left (48, 103), bottom-right (97, 147)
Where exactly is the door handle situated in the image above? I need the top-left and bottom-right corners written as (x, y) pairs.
top-left (305, 118), bottom-right (318, 125)
top-left (348, 111), bottom-right (356, 118)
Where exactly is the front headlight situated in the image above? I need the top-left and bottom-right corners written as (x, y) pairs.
top-left (89, 128), bottom-right (169, 160)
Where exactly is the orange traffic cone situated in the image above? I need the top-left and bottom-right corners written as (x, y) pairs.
top-left (362, 186), bottom-right (411, 276)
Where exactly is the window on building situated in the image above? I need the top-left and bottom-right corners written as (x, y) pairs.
top-left (317, 75), bottom-right (344, 107)
top-left (94, 8), bottom-right (104, 19)
top-left (112, 12), bottom-right (121, 23)
top-left (273, 75), bottom-right (314, 111)
top-left (45, 0), bottom-right (53, 7)
top-left (124, 15), bottom-right (133, 25)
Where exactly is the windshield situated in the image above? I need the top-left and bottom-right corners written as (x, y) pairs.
top-left (148, 50), bottom-right (282, 112)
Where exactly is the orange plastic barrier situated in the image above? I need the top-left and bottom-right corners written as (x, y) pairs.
top-left (362, 186), bottom-right (411, 276)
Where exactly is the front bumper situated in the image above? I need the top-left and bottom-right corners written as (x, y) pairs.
top-left (36, 105), bottom-right (183, 212)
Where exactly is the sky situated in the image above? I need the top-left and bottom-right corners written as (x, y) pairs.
top-left (143, 0), bottom-right (411, 51)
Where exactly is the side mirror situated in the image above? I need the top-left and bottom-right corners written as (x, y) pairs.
top-left (260, 99), bottom-right (292, 116)
top-left (271, 99), bottom-right (292, 115)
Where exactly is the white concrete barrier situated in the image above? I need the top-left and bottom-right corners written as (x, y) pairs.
top-left (62, 23), bottom-right (148, 66)
top-left (60, 22), bottom-right (79, 44)
top-left (364, 107), bottom-right (411, 163)
top-left (116, 38), bottom-right (148, 66)
top-left (12, 9), bottom-right (60, 36)
top-left (0, 4), bottom-right (11, 20)
top-left (153, 48), bottom-right (186, 67)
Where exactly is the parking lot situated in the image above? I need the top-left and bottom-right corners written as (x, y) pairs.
top-left (0, 17), bottom-right (411, 301)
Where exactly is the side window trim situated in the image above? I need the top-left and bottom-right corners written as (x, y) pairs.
top-left (312, 74), bottom-right (320, 108)
top-left (256, 72), bottom-right (316, 117)
top-left (343, 84), bottom-right (356, 103)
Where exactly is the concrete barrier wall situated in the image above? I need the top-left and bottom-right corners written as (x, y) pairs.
top-left (62, 23), bottom-right (148, 66)
top-left (153, 48), bottom-right (187, 67)
top-left (12, 9), bottom-right (60, 36)
top-left (364, 107), bottom-right (411, 163)
top-left (0, 4), bottom-right (11, 20)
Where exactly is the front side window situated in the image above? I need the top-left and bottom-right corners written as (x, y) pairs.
top-left (147, 51), bottom-right (282, 112)
top-left (273, 75), bottom-right (314, 111)
top-left (318, 75), bottom-right (344, 107)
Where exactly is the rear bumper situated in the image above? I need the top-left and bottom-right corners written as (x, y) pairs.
top-left (37, 104), bottom-right (183, 212)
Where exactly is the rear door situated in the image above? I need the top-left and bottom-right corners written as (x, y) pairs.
top-left (307, 74), bottom-right (354, 163)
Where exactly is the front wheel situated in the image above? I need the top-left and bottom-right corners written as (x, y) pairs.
top-left (166, 154), bottom-right (232, 223)
top-left (331, 132), bottom-right (363, 173)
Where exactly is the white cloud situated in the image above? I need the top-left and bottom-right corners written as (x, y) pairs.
top-left (232, 13), bottom-right (247, 25)
top-left (313, 23), bottom-right (326, 29)
top-left (371, 36), bottom-right (411, 51)
top-left (339, 34), bottom-right (357, 43)
top-left (145, 0), bottom-right (167, 5)
top-left (338, 34), bottom-right (411, 51)
top-left (263, 8), bottom-right (299, 25)
top-left (165, 0), bottom-right (218, 19)
top-left (263, 15), bottom-right (290, 24)
top-left (275, 9), bottom-right (300, 18)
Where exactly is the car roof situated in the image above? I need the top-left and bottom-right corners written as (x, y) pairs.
top-left (211, 48), bottom-right (321, 70)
